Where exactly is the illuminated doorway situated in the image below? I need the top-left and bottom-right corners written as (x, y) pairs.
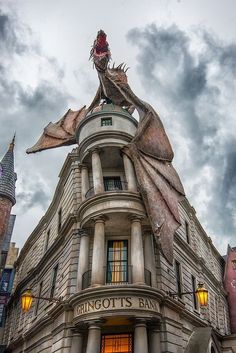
top-left (101, 334), bottom-right (133, 353)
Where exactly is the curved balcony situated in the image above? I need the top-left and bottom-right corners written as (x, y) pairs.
top-left (78, 190), bottom-right (145, 228)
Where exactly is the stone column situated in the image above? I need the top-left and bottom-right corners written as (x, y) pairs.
top-left (91, 216), bottom-right (106, 286)
top-left (149, 327), bottom-right (161, 353)
top-left (134, 320), bottom-right (148, 353)
top-left (77, 229), bottom-right (90, 290)
top-left (130, 216), bottom-right (145, 284)
top-left (80, 164), bottom-right (90, 201)
top-left (91, 148), bottom-right (104, 194)
top-left (144, 231), bottom-right (157, 287)
top-left (86, 323), bottom-right (101, 353)
top-left (123, 153), bottom-right (137, 192)
top-left (70, 332), bottom-right (83, 353)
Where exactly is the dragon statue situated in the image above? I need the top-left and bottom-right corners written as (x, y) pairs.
top-left (26, 30), bottom-right (185, 264)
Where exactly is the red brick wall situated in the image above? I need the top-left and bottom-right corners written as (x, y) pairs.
top-left (0, 196), bottom-right (12, 251)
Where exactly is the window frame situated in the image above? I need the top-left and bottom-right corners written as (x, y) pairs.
top-left (101, 117), bottom-right (112, 126)
top-left (191, 274), bottom-right (198, 310)
top-left (50, 264), bottom-right (59, 299)
top-left (44, 229), bottom-right (50, 252)
top-left (174, 260), bottom-right (183, 298)
top-left (106, 239), bottom-right (129, 284)
top-left (101, 333), bottom-right (133, 353)
top-left (35, 281), bottom-right (43, 316)
top-left (58, 208), bottom-right (62, 233)
top-left (185, 220), bottom-right (190, 244)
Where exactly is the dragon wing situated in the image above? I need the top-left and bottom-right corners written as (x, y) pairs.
top-left (26, 106), bottom-right (86, 154)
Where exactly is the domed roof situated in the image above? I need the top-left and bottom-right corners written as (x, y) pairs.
top-left (89, 103), bottom-right (132, 117)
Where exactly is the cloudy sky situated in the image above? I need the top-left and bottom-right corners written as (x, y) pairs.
top-left (0, 0), bottom-right (235, 254)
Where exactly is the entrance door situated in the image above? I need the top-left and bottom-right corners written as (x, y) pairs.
top-left (101, 334), bottom-right (133, 353)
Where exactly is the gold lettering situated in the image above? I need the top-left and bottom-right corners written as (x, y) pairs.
top-left (139, 298), bottom-right (144, 308)
top-left (94, 299), bottom-right (101, 310)
top-left (110, 297), bottom-right (117, 308)
top-left (88, 301), bottom-right (95, 312)
top-left (81, 304), bottom-right (85, 314)
top-left (125, 297), bottom-right (132, 307)
top-left (102, 298), bottom-right (110, 309)
top-left (77, 305), bottom-right (81, 314)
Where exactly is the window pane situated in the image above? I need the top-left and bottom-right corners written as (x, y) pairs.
top-left (107, 241), bottom-right (128, 283)
top-left (101, 334), bottom-right (132, 353)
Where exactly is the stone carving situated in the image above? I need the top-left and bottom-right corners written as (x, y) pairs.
top-left (26, 30), bottom-right (185, 263)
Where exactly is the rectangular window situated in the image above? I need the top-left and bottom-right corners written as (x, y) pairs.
top-left (106, 240), bottom-right (128, 284)
top-left (185, 221), bottom-right (190, 244)
top-left (174, 260), bottom-right (182, 298)
top-left (44, 229), bottom-right (50, 252)
top-left (101, 117), bottom-right (112, 126)
top-left (191, 275), bottom-right (198, 310)
top-left (103, 177), bottom-right (122, 191)
top-left (58, 209), bottom-right (62, 232)
top-left (50, 265), bottom-right (58, 298)
top-left (101, 334), bottom-right (132, 353)
top-left (232, 260), bottom-right (236, 270)
top-left (35, 282), bottom-right (43, 315)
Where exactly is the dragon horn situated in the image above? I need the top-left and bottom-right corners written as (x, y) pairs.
top-left (117, 62), bottom-right (124, 69)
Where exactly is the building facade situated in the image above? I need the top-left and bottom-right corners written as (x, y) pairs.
top-left (2, 104), bottom-right (236, 353)
top-left (0, 242), bottom-right (19, 352)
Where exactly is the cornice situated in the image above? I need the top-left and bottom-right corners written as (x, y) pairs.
top-left (174, 232), bottom-right (200, 265)
top-left (9, 213), bottom-right (77, 306)
top-left (174, 233), bottom-right (226, 294)
top-left (16, 153), bottom-right (79, 265)
top-left (180, 198), bottom-right (223, 261)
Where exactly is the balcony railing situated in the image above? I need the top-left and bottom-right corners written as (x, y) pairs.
top-left (81, 267), bottom-right (152, 289)
top-left (82, 270), bottom-right (91, 290)
top-left (85, 181), bottom-right (128, 199)
top-left (105, 265), bottom-right (132, 285)
top-left (144, 268), bottom-right (152, 287)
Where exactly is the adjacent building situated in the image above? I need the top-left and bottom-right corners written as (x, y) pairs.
top-left (0, 138), bottom-right (16, 260)
top-left (2, 104), bottom-right (235, 353)
top-left (0, 242), bottom-right (19, 352)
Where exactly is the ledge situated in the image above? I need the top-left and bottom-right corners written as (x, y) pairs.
top-left (78, 191), bottom-right (146, 227)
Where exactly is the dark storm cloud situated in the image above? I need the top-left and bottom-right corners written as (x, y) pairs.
top-left (0, 10), bottom-right (27, 54)
top-left (0, 9), bottom-right (71, 216)
top-left (127, 24), bottom-right (236, 247)
top-left (17, 182), bottom-right (50, 212)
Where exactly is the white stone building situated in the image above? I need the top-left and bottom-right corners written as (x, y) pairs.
top-left (3, 104), bottom-right (235, 353)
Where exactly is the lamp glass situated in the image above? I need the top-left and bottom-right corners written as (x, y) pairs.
top-left (21, 289), bottom-right (33, 312)
top-left (196, 284), bottom-right (208, 306)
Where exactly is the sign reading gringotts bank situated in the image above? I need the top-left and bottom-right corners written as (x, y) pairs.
top-left (75, 294), bottom-right (160, 317)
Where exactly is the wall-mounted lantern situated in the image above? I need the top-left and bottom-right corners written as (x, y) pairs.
top-left (168, 282), bottom-right (208, 307)
top-left (21, 288), bottom-right (61, 312)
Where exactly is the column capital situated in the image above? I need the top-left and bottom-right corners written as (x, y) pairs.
top-left (87, 319), bottom-right (105, 328)
top-left (134, 318), bottom-right (148, 327)
top-left (78, 163), bottom-right (89, 171)
top-left (128, 214), bottom-right (144, 223)
top-left (78, 228), bottom-right (89, 237)
top-left (90, 147), bottom-right (102, 155)
top-left (92, 215), bottom-right (108, 224)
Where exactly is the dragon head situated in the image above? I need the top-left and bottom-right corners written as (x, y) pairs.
top-left (90, 30), bottom-right (111, 72)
